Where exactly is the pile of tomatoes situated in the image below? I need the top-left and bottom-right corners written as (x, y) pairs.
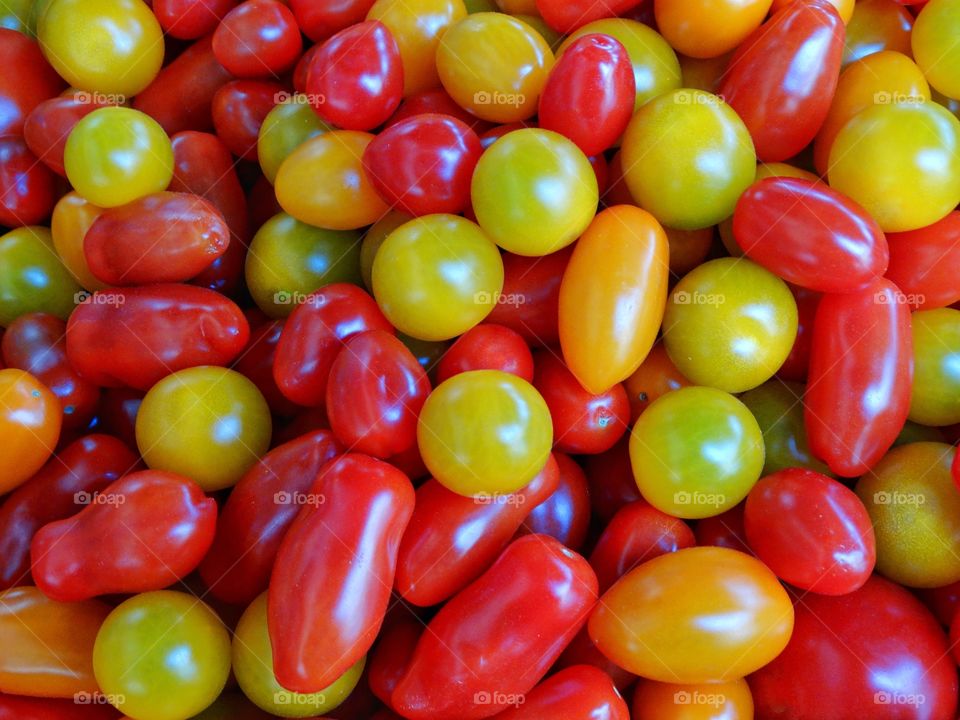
top-left (2, 0), bottom-right (960, 717)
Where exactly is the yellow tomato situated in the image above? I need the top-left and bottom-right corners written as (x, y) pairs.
top-left (844, 0), bottom-right (914, 65)
top-left (913, 0), bottom-right (960, 100)
top-left (655, 0), bottom-right (773, 59)
top-left (909, 309), bottom-right (960, 426)
top-left (772, 0), bottom-right (853, 23)
top-left (257, 99), bottom-right (331, 185)
top-left (50, 192), bottom-right (107, 290)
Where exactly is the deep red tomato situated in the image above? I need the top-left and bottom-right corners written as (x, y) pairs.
top-left (719, 0), bottom-right (845, 161)
top-left (268, 453), bottom-right (414, 692)
top-left (805, 278), bottom-right (913, 477)
top-left (435, 324), bottom-right (534, 384)
top-left (94, 389), bottom-right (143, 450)
top-left (734, 177), bottom-right (888, 292)
top-left (363, 114), bottom-right (482, 216)
top-left (0, 694), bottom-right (120, 720)
top-left (306, 20), bottom-right (403, 131)
top-left (232, 319), bottom-right (299, 417)
top-left (0, 29), bottom-right (64, 136)
top-left (199, 430), bottom-right (341, 605)
top-left (777, 284), bottom-right (820, 382)
top-left (213, 0), bottom-right (302, 77)
top-left (538, 34), bottom-right (635, 157)
top-left (289, 0), bottom-right (377, 41)
top-left (369, 614), bottom-right (422, 709)
top-left (695, 502), bottom-right (752, 555)
top-left (66, 284), bottom-right (250, 390)
top-left (393, 535), bottom-right (598, 720)
top-left (386, 88), bottom-right (491, 132)
top-left (750, 575), bottom-right (958, 718)
top-left (517, 453), bottom-right (592, 551)
top-left (581, 435), bottom-right (642, 524)
top-left (554, 628), bottom-right (637, 693)
top-left (31, 470), bottom-right (216, 602)
top-left (886, 211), bottom-right (960, 310)
top-left (211, 80), bottom-right (283, 161)
top-left (24, 96), bottom-right (113, 177)
top-left (744, 468), bottom-right (876, 595)
top-left (536, 0), bottom-right (645, 33)
top-left (0, 136), bottom-right (57, 228)
top-left (153, 0), bottom-right (238, 39)
top-left (495, 666), bottom-right (629, 720)
top-left (917, 579), bottom-right (960, 626)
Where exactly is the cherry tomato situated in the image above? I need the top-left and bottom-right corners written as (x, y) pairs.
top-left (0, 226), bottom-right (81, 326)
top-left (0, 29), bottom-right (63, 136)
top-left (0, 137), bottom-right (56, 228)
top-left (497, 665), bottom-right (629, 719)
top-left (912, 0), bottom-right (960, 99)
top-left (24, 96), bottom-right (114, 178)
top-left (910, 309), bottom-right (960, 425)
top-left (632, 678), bottom-right (754, 720)
top-left (623, 343), bottom-right (691, 421)
top-left (517, 452), bottom-right (591, 550)
top-left (211, 79), bottom-right (282, 162)
top-left (777, 284), bottom-right (820, 382)
top-left (887, 211), bottom-right (960, 310)
top-left (289, 0), bottom-right (377, 41)
top-left (435, 324), bottom-right (534, 383)
top-left (257, 99), bottom-right (330, 185)
top-left (213, 0), bottom-right (301, 78)
top-left (0, 369), bottom-right (61, 495)
top-left (695, 503), bottom-right (752, 555)
top-left (844, 0), bottom-right (913, 64)
top-left (582, 435), bottom-right (643, 524)
top-left (49, 193), bottom-right (105, 291)
top-left (153, 0), bottom-right (237, 39)
top-left (655, 0), bottom-right (772, 59)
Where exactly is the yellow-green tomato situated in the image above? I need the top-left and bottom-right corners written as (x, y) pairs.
top-left (471, 129), bottom-right (598, 256)
top-left (38, 0), bottom-right (163, 96)
top-left (912, 0), bottom-right (960, 100)
top-left (828, 101), bottom-right (960, 232)
top-left (64, 107), bottom-right (173, 208)
top-left (0, 226), bottom-right (81, 326)
top-left (621, 89), bottom-right (756, 229)
top-left (233, 593), bottom-right (364, 717)
top-left (417, 369), bottom-right (552, 496)
top-left (856, 442), bottom-right (960, 587)
top-left (372, 214), bottom-right (503, 341)
top-left (257, 99), bottom-right (331, 184)
top-left (93, 591), bottom-right (231, 720)
top-left (136, 367), bottom-right (272, 491)
top-left (630, 386), bottom-right (764, 519)
top-left (909, 308), bottom-right (960, 426)
top-left (663, 258), bottom-right (798, 393)
top-left (245, 213), bottom-right (362, 319)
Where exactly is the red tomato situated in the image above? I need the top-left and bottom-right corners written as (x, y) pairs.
top-left (233, 319), bottom-right (299, 417)
top-left (0, 29), bottom-right (64, 136)
top-left (289, 0), bottom-right (377, 41)
top-left (733, 177), bottom-right (889, 292)
top-left (695, 503), bottom-right (752, 555)
top-left (31, 470), bottom-right (216, 602)
top-left (582, 436), bottom-right (642, 524)
top-left (917, 580), bottom-right (960, 626)
top-left (393, 535), bottom-right (598, 720)
top-left (213, 0), bottom-right (302, 78)
top-left (363, 114), bottom-right (482, 215)
top-left (536, 0), bottom-right (645, 33)
top-left (744, 468), bottom-right (876, 595)
top-left (517, 453), bottom-right (592, 551)
top-left (306, 21), bottom-right (404, 131)
top-left (777, 284), bottom-right (820, 382)
top-left (538, 34), bottom-right (635, 157)
top-left (494, 666), bottom-right (629, 720)
top-left (750, 575), bottom-right (958, 719)
top-left (436, 324), bottom-right (534, 384)
top-left (369, 614), bottom-right (422, 709)
top-left (153, 0), bottom-right (238, 39)
top-left (0, 136), bottom-right (56, 228)
top-left (386, 88), bottom-right (491, 132)
top-left (805, 279), bottom-right (913, 477)
top-left (554, 629), bottom-right (637, 693)
top-left (268, 453), bottom-right (414, 692)
top-left (211, 80), bottom-right (283, 161)
top-left (24, 96), bottom-right (114, 177)
top-left (719, 0), bottom-right (845, 161)
top-left (886, 211), bottom-right (960, 310)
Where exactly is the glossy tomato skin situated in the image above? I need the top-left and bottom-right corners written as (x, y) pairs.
top-left (805, 279), bottom-right (913, 477)
top-left (153, 0), bottom-right (237, 39)
top-left (395, 455), bottom-right (559, 606)
top-left (538, 34), bottom-right (635, 156)
top-left (212, 80), bottom-right (283, 162)
top-left (777, 284), bottom-right (820, 382)
top-left (744, 468), bottom-right (875, 595)
top-left (306, 21), bottom-right (403, 131)
top-left (750, 575), bottom-right (958, 719)
top-left (369, 614), bottom-right (421, 709)
top-left (495, 665), bottom-right (629, 720)
top-left (198, 430), bottom-right (341, 605)
top-left (269, 454), bottom-right (415, 692)
top-left (385, 87), bottom-right (489, 131)
top-left (655, 0), bottom-right (771, 59)
top-left (0, 29), bottom-right (64, 136)
top-left (632, 678), bottom-right (754, 720)
top-left (66, 284), bottom-right (250, 390)
top-left (24, 96), bottom-right (113, 177)
top-left (0, 137), bottom-right (56, 228)
top-left (435, 324), bottom-right (534, 383)
top-left (0, 369), bottom-right (61, 495)
top-left (516, 452), bottom-right (591, 550)
top-left (393, 535), bottom-right (598, 720)
top-left (537, 0), bottom-right (642, 33)
top-left (719, 0), bottom-right (845, 162)
top-left (31, 470), bottom-right (215, 602)
top-left (232, 318), bottom-right (299, 417)
top-left (733, 177), bottom-right (888, 292)
top-left (363, 114), bottom-right (482, 215)
top-left (273, 284), bottom-right (394, 407)
top-left (290, 0), bottom-right (377, 41)
top-left (213, 0), bottom-right (302, 78)
top-left (887, 211), bottom-right (960, 310)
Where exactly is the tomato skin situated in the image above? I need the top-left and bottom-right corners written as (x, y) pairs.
top-left (24, 96), bottom-right (112, 178)
top-left (66, 284), bottom-right (250, 390)
top-left (0, 28), bottom-right (63, 137)
top-left (777, 284), bottom-right (820, 382)
top-left (517, 452), bottom-right (592, 550)
top-left (393, 535), bottom-right (598, 720)
top-left (655, 0), bottom-right (772, 59)
top-left (369, 615), bottom-right (421, 708)
top-left (733, 178), bottom-right (888, 292)
top-left (0, 136), bottom-right (56, 228)
top-left (632, 678), bottom-right (754, 720)
top-left (0, 694), bottom-right (120, 720)
top-left (395, 455), bottom-right (559, 606)
top-left (559, 206), bottom-right (669, 394)
top-left (274, 284), bottom-right (394, 407)
top-left (719, 0), bottom-right (845, 161)
top-left (213, 0), bottom-right (301, 78)
top-left (695, 503), bottom-right (752, 555)
top-left (290, 0), bottom-right (377, 41)
top-left (153, 0), bottom-right (237, 39)
top-left (386, 88), bottom-right (490, 131)
top-left (805, 279), bottom-right (913, 477)
top-left (954, 447), bottom-right (960, 487)
top-left (886, 211), bottom-right (960, 310)
top-left (0, 369), bottom-right (61, 496)
top-left (844, 0), bottom-right (913, 64)
top-left (233, 319), bottom-right (298, 417)
top-left (435, 324), bottom-right (534, 383)
top-left (749, 575), bottom-right (958, 719)
top-left (538, 34), bottom-right (635, 156)
top-left (363, 114), bottom-right (482, 216)
top-left (537, 0), bottom-right (641, 33)
top-left (589, 500), bottom-right (695, 592)
top-left (495, 665), bottom-right (629, 720)
top-left (212, 80), bottom-right (283, 162)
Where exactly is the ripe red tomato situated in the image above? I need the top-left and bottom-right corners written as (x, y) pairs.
top-left (153, 0), bottom-right (238, 39)
top-left (435, 324), bottom-right (535, 384)
top-left (494, 665), bottom-right (629, 720)
top-left (0, 136), bottom-right (56, 228)
top-left (24, 96), bottom-right (113, 177)
top-left (517, 452), bottom-right (592, 551)
top-left (213, 0), bottom-right (302, 78)
top-left (0, 29), bottom-right (63, 137)
top-left (886, 211), bottom-right (960, 310)
top-left (211, 80), bottom-right (282, 161)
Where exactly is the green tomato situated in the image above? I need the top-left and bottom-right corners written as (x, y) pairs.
top-left (0, 226), bottom-right (81, 327)
top-left (0, 0), bottom-right (33, 33)
top-left (257, 99), bottom-right (331, 185)
top-left (894, 420), bottom-right (944, 447)
top-left (909, 308), bottom-right (960, 426)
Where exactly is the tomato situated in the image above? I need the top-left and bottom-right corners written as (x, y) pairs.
top-left (0, 587), bottom-right (109, 698)
top-left (0, 226), bottom-right (81, 326)
top-left (213, 0), bottom-right (301, 78)
top-left (913, 0), bottom-right (960, 99)
top-left (372, 214), bottom-right (503, 340)
top-left (234, 594), bottom-right (363, 717)
top-left (805, 279), bottom-right (912, 477)
top-left (663, 258), bottom-right (798, 393)
top-left (364, 114), bottom-right (482, 216)
top-left (93, 591), bottom-right (231, 720)
top-left (632, 678), bottom-right (754, 720)
top-left (695, 503), bottom-right (752, 555)
top-left (589, 500), bottom-right (695, 592)
top-left (275, 131), bottom-right (389, 230)
top-left (517, 452), bottom-right (591, 550)
top-left (590, 547), bottom-right (793, 683)
top-left (887, 211), bottom-right (960, 310)
top-left (559, 205), bottom-right (669, 393)
top-left (844, 0), bottom-right (913, 64)
top-left (496, 665), bottom-right (629, 719)
top-left (289, 0), bottom-right (376, 40)
top-left (0, 694), bottom-right (123, 720)
top-left (257, 100), bottom-right (330, 185)
top-left (621, 90), bottom-right (755, 230)
top-left (0, 369), bottom-right (61, 495)
top-left (393, 535), bottom-right (598, 719)
top-left (435, 324), bottom-right (534, 383)
top-left (777, 284), bottom-right (820, 382)
top-left (395, 455), bottom-right (558, 606)
top-left (211, 79), bottom-right (282, 161)
top-left (0, 137), bottom-right (56, 228)
top-left (719, 0), bottom-right (845, 162)
top-left (152, 0), bottom-right (236, 39)
top-left (622, 343), bottom-right (691, 422)
top-left (655, 0), bottom-right (772, 58)
top-left (268, 454), bottom-right (414, 692)
top-left (750, 575), bottom-right (958, 719)
top-left (417, 370), bottom-right (553, 496)
top-left (436, 13), bottom-right (554, 123)
top-left (910, 309), bottom-right (960, 425)
top-left (369, 614), bottom-right (421, 708)
top-left (24, 96), bottom-right (114, 178)
top-left (0, 29), bottom-right (63, 136)
top-left (66, 285), bottom-right (249, 390)
top-left (733, 178), bottom-right (888, 292)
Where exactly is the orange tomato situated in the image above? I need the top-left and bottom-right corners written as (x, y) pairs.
top-left (0, 369), bottom-right (61, 494)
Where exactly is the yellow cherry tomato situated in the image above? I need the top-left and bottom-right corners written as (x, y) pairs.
top-left (372, 214), bottom-right (503, 341)
top-left (275, 130), bottom-right (388, 230)
top-left (632, 678), bottom-right (755, 720)
top-left (909, 308), bottom-right (960, 426)
top-left (856, 442), bottom-right (960, 588)
top-left (558, 205), bottom-right (669, 394)
top-left (38, 0), bottom-right (164, 96)
top-left (654, 0), bottom-right (773, 59)
top-left (257, 98), bottom-right (331, 185)
top-left (417, 369), bottom-right (552, 496)
top-left (0, 369), bottom-right (61, 495)
top-left (589, 546), bottom-right (794, 683)
top-left (436, 13), bottom-right (554, 122)
top-left (50, 192), bottom-right (107, 291)
top-left (844, 0), bottom-right (914, 65)
top-left (360, 210), bottom-right (412, 290)
top-left (64, 107), bottom-right (173, 208)
top-left (913, 0), bottom-right (960, 100)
